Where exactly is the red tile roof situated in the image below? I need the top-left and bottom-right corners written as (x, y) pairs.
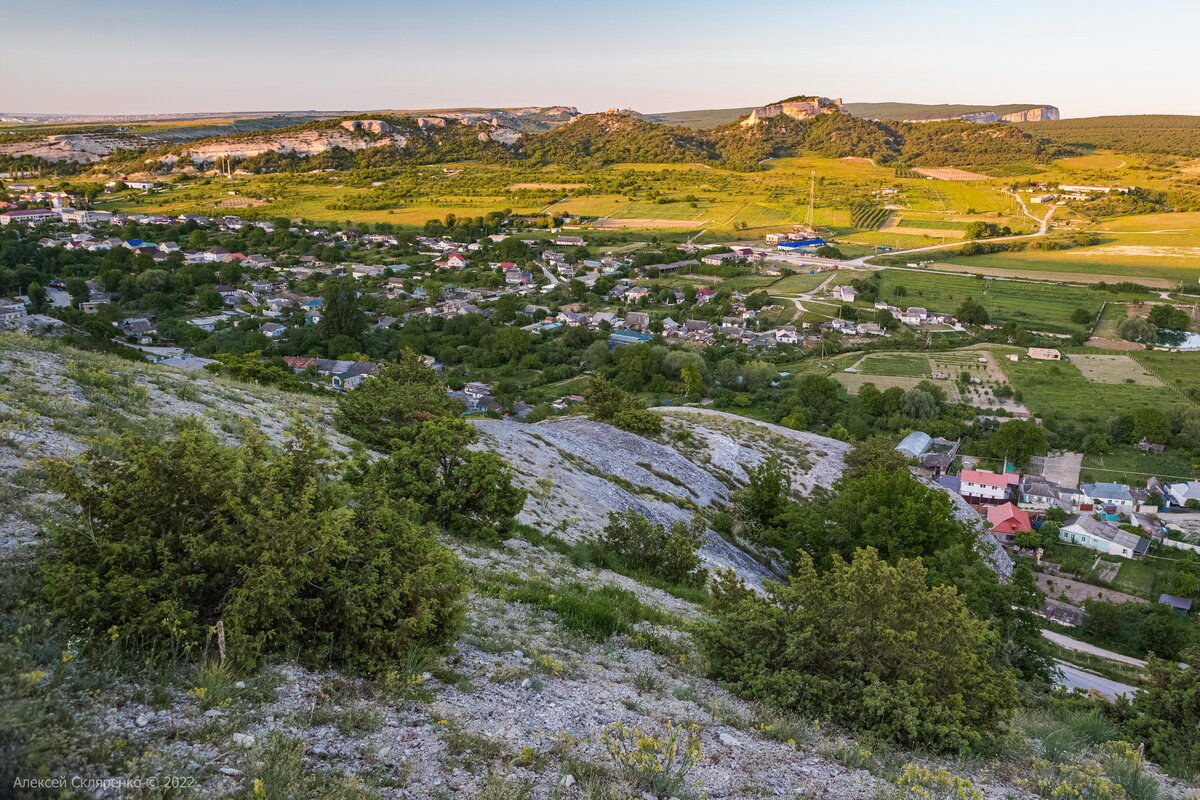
top-left (987, 502), bottom-right (1031, 534)
top-left (960, 469), bottom-right (1020, 489)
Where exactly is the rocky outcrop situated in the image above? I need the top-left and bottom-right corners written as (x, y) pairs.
top-left (1000, 105), bottom-right (1059, 122)
top-left (0, 132), bottom-right (150, 163)
top-left (338, 119), bottom-right (389, 133)
top-left (900, 106), bottom-right (1060, 124)
top-left (740, 97), bottom-right (844, 126)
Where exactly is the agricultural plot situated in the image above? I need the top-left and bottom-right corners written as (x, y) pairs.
top-left (852, 353), bottom-right (932, 377)
top-left (997, 356), bottom-right (1189, 433)
top-left (912, 167), bottom-right (991, 181)
top-left (1132, 350), bottom-right (1200, 394)
top-left (875, 270), bottom-right (1146, 335)
top-left (1068, 354), bottom-right (1162, 386)
top-left (895, 219), bottom-right (969, 231)
top-left (1054, 154), bottom-right (1128, 170)
top-left (834, 371), bottom-right (961, 401)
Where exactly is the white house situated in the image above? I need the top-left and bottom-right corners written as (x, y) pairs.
top-left (1079, 482), bottom-right (1136, 511)
top-left (958, 469), bottom-right (1019, 504)
top-left (1060, 514), bottom-right (1149, 559)
top-left (899, 307), bottom-right (928, 326)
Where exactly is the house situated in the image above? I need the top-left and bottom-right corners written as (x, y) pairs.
top-left (899, 307), bottom-right (928, 326)
top-left (695, 288), bottom-right (717, 305)
top-left (1137, 438), bottom-right (1166, 454)
top-left (625, 311), bottom-right (650, 331)
top-left (1159, 594), bottom-right (1194, 616)
top-left (700, 252), bottom-right (739, 266)
top-left (1168, 481), bottom-right (1200, 508)
top-left (1060, 514), bottom-right (1150, 559)
top-left (59, 208), bottom-right (112, 225)
top-left (553, 235), bottom-right (586, 247)
top-left (1027, 348), bottom-right (1062, 361)
top-left (0, 208), bottom-right (59, 226)
top-left (1079, 482), bottom-right (1136, 511)
top-left (115, 317), bottom-right (157, 340)
top-left (1019, 475), bottom-right (1064, 512)
top-left (259, 322), bottom-right (287, 339)
top-left (987, 503), bottom-right (1033, 540)
top-left (772, 325), bottom-right (800, 345)
top-left (958, 469), bottom-right (1019, 505)
top-left (832, 285), bottom-right (858, 303)
top-left (442, 253), bottom-right (469, 269)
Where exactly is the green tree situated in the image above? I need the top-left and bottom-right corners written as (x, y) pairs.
top-left (844, 436), bottom-right (909, 478)
top-left (26, 281), bottom-right (48, 315)
top-left (318, 279), bottom-right (367, 340)
top-left (989, 419), bottom-right (1048, 468)
top-left (334, 348), bottom-right (460, 450)
top-left (955, 297), bottom-right (990, 326)
top-left (592, 509), bottom-right (707, 585)
top-left (39, 425), bottom-right (465, 673)
top-left (1118, 316), bottom-right (1158, 344)
top-left (681, 363), bottom-right (705, 401)
top-left (65, 277), bottom-right (89, 308)
top-left (695, 548), bottom-right (1019, 752)
top-left (1132, 406), bottom-right (1171, 444)
top-left (1131, 646), bottom-right (1200, 776)
top-left (901, 388), bottom-right (939, 420)
top-left (494, 325), bottom-right (532, 362)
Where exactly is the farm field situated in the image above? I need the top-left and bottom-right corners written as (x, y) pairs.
top-left (834, 371), bottom-right (961, 399)
top-left (874, 269), bottom-right (1148, 334)
top-left (895, 219), bottom-right (969, 231)
top-left (1132, 350), bottom-right (1200, 397)
top-left (996, 354), bottom-right (1192, 434)
top-left (768, 271), bottom-right (837, 294)
top-left (851, 353), bottom-right (932, 377)
top-left (1054, 154), bottom-right (1128, 170)
top-left (1082, 447), bottom-right (1197, 485)
top-left (1068, 354), bottom-right (1162, 386)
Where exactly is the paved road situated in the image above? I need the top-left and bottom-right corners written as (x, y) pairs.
top-left (1054, 660), bottom-right (1138, 698)
top-left (1043, 630), bottom-right (1147, 667)
top-left (539, 264), bottom-right (561, 287)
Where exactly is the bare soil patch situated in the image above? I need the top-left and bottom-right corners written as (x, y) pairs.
top-left (1069, 354), bottom-right (1162, 386)
top-left (913, 167), bottom-right (991, 181)
top-left (593, 217), bottom-right (710, 229)
top-left (1037, 573), bottom-right (1146, 607)
top-left (216, 196), bottom-right (266, 208)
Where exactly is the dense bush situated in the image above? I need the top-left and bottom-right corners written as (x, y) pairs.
top-left (584, 374), bottom-right (663, 437)
top-left (1129, 646), bottom-right (1200, 776)
top-left (592, 509), bottom-right (707, 586)
top-left (695, 548), bottom-right (1019, 752)
top-left (39, 425), bottom-right (464, 673)
top-left (336, 348), bottom-right (526, 540)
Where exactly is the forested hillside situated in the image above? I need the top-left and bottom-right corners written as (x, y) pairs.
top-left (1019, 115), bottom-right (1200, 157)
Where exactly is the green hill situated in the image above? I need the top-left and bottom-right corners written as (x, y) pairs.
top-left (1017, 115), bottom-right (1200, 157)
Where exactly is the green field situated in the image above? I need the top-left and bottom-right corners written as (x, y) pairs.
top-left (996, 354), bottom-right (1191, 431)
top-left (876, 269), bottom-right (1148, 334)
top-left (895, 218), bottom-right (969, 231)
top-left (1082, 447), bottom-right (1197, 484)
top-left (854, 353), bottom-right (932, 377)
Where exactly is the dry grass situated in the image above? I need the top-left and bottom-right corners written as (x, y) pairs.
top-left (1068, 354), bottom-right (1162, 386)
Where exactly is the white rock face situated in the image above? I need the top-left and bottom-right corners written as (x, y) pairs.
top-left (740, 97), bottom-right (844, 126)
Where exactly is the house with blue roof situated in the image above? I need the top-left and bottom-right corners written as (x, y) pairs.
top-left (1079, 482), bottom-right (1136, 511)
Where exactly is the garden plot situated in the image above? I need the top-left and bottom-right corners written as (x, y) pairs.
top-left (1069, 354), bottom-right (1163, 387)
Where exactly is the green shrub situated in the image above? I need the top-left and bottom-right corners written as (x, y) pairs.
top-left (40, 425), bottom-right (465, 674)
top-left (1129, 646), bottom-right (1200, 777)
top-left (592, 509), bottom-right (707, 586)
top-left (695, 548), bottom-right (1019, 753)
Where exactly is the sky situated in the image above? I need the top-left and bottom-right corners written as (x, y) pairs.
top-left (5, 0), bottom-right (1199, 118)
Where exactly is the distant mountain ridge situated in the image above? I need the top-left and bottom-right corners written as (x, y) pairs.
top-left (844, 102), bottom-right (1060, 123)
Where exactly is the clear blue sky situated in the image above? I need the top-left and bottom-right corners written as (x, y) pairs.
top-left (6, 0), bottom-right (1198, 117)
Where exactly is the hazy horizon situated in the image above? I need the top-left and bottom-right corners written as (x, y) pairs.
top-left (6, 0), bottom-right (1199, 118)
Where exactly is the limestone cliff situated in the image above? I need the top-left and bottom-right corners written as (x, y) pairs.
top-left (739, 96), bottom-right (845, 126)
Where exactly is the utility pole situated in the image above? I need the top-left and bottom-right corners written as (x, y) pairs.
top-left (807, 170), bottom-right (816, 229)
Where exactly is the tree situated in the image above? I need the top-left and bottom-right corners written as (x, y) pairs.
top-left (989, 419), bottom-right (1048, 468)
top-left (901, 388), bottom-right (939, 420)
top-left (1132, 407), bottom-right (1171, 445)
top-left (1130, 646), bottom-right (1200, 776)
top-left (844, 436), bottom-right (909, 478)
top-left (1148, 304), bottom-right (1190, 331)
top-left (334, 348), bottom-right (460, 450)
top-left (494, 326), bottom-right (532, 362)
top-left (592, 509), bottom-right (707, 585)
top-left (955, 297), bottom-right (990, 326)
top-left (26, 281), bottom-right (48, 314)
top-left (695, 549), bottom-right (1019, 752)
top-left (65, 277), bottom-right (89, 308)
top-left (318, 279), bottom-right (367, 340)
top-left (39, 425), bottom-right (465, 674)
top-left (1071, 307), bottom-right (1094, 326)
top-left (1118, 316), bottom-right (1158, 344)
top-left (681, 364), bottom-right (705, 401)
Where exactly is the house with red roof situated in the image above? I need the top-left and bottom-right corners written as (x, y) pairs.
top-left (987, 503), bottom-right (1032, 540)
top-left (959, 468), bottom-right (1019, 505)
